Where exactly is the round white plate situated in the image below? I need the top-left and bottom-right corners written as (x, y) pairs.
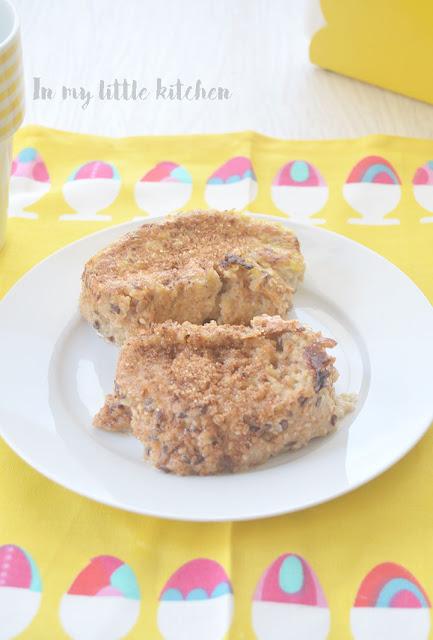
top-left (0, 216), bottom-right (432, 521)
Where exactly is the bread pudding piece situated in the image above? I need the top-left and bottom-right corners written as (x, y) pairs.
top-left (94, 316), bottom-right (355, 475)
top-left (80, 210), bottom-right (304, 345)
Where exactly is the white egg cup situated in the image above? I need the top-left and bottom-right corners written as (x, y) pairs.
top-left (344, 183), bottom-right (401, 225)
top-left (60, 180), bottom-right (121, 221)
top-left (0, 587), bottom-right (41, 640)
top-left (413, 185), bottom-right (433, 223)
top-left (350, 607), bottom-right (431, 640)
top-left (252, 601), bottom-right (330, 640)
top-left (8, 176), bottom-right (51, 219)
top-left (157, 595), bottom-right (234, 640)
top-left (205, 179), bottom-right (258, 211)
top-left (271, 185), bottom-right (328, 224)
top-left (59, 594), bottom-right (140, 640)
top-left (134, 180), bottom-right (192, 218)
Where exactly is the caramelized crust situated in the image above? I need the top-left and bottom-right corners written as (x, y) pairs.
top-left (80, 210), bottom-right (305, 344)
top-left (94, 316), bottom-right (354, 475)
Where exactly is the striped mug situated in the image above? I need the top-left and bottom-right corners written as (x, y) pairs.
top-left (0, 0), bottom-right (24, 249)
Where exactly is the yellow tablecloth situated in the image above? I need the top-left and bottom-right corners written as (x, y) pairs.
top-left (0, 125), bottom-right (432, 639)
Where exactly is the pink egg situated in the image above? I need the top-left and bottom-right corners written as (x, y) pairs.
top-left (61, 161), bottom-right (121, 221)
top-left (350, 562), bottom-right (431, 640)
top-left (135, 161), bottom-right (192, 216)
top-left (0, 545), bottom-right (33, 589)
top-left (207, 156), bottom-right (256, 184)
top-left (140, 161), bottom-right (191, 184)
top-left (69, 161), bottom-right (119, 181)
top-left (67, 555), bottom-right (124, 596)
top-left (0, 545), bottom-right (42, 637)
top-left (59, 555), bottom-right (140, 640)
top-left (11, 147), bottom-right (50, 183)
top-left (254, 553), bottom-right (327, 606)
top-left (158, 558), bottom-right (233, 640)
top-left (160, 558), bottom-right (231, 600)
top-left (273, 161), bottom-right (325, 187)
top-left (344, 156), bottom-right (401, 223)
top-left (346, 156), bottom-right (400, 185)
top-left (205, 156), bottom-right (257, 210)
top-left (252, 554), bottom-right (330, 640)
top-left (271, 161), bottom-right (328, 221)
top-left (8, 148), bottom-right (51, 218)
top-left (412, 160), bottom-right (433, 221)
top-left (351, 562), bottom-right (431, 640)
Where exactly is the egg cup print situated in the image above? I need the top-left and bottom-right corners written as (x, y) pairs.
top-left (0, 545), bottom-right (42, 640)
top-left (60, 161), bottom-right (121, 221)
top-left (344, 156), bottom-right (401, 225)
top-left (9, 148), bottom-right (50, 219)
top-left (271, 160), bottom-right (328, 224)
top-left (350, 562), bottom-right (431, 640)
top-left (158, 558), bottom-right (234, 640)
top-left (133, 161), bottom-right (192, 219)
top-left (413, 161), bottom-right (433, 223)
top-left (133, 160), bottom-right (192, 220)
top-left (59, 555), bottom-right (140, 640)
top-left (205, 156), bottom-right (258, 210)
top-left (252, 553), bottom-right (330, 640)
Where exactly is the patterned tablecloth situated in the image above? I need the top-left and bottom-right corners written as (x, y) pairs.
top-left (0, 125), bottom-right (432, 639)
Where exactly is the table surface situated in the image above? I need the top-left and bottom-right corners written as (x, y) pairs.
top-left (14, 0), bottom-right (433, 140)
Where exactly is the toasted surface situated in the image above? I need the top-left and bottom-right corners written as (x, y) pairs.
top-left (94, 316), bottom-right (354, 475)
top-left (80, 210), bottom-right (304, 344)
top-left (92, 394), bottom-right (131, 433)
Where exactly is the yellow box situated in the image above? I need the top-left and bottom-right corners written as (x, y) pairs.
top-left (310, 0), bottom-right (433, 105)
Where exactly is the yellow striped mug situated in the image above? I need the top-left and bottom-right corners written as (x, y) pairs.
top-left (0, 0), bottom-right (24, 248)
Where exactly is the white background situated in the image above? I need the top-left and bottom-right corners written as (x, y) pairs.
top-left (13, 0), bottom-right (433, 139)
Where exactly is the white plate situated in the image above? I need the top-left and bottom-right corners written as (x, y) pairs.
top-left (0, 216), bottom-right (432, 521)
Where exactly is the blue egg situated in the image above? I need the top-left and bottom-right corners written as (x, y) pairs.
top-left (171, 166), bottom-right (192, 184)
top-left (161, 588), bottom-right (183, 601)
top-left (290, 161), bottom-right (310, 183)
top-left (18, 148), bottom-right (38, 163)
top-left (186, 588), bottom-right (208, 601)
top-left (211, 581), bottom-right (232, 598)
top-left (279, 555), bottom-right (304, 594)
top-left (226, 174), bottom-right (241, 184)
